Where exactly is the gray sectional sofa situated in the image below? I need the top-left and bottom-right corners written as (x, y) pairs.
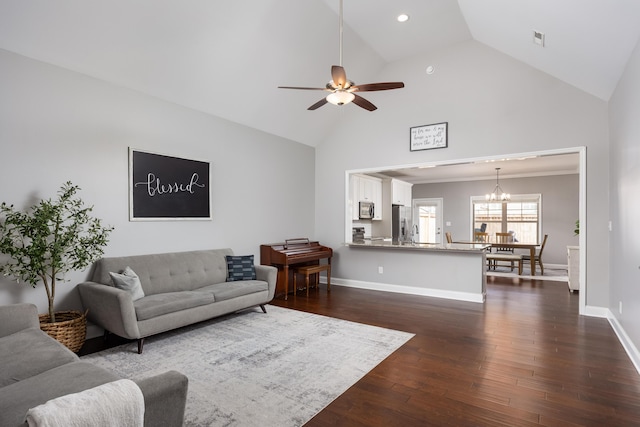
top-left (0, 303), bottom-right (188, 427)
top-left (78, 248), bottom-right (277, 353)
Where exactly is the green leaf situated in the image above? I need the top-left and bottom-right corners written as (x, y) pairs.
top-left (0, 182), bottom-right (114, 319)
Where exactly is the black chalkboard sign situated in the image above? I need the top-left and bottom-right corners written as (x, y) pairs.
top-left (129, 148), bottom-right (211, 220)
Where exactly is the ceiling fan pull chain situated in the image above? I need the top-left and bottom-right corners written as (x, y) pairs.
top-left (339, 0), bottom-right (343, 67)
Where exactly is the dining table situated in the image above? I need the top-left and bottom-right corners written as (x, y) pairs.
top-left (454, 240), bottom-right (541, 275)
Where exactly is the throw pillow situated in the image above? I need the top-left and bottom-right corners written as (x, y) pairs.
top-left (109, 266), bottom-right (146, 301)
top-left (226, 255), bottom-right (257, 282)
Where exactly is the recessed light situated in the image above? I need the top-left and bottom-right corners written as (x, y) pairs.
top-left (426, 65), bottom-right (435, 75)
top-left (397, 14), bottom-right (409, 23)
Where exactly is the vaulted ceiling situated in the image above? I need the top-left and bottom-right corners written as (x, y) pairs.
top-left (1, 0), bottom-right (639, 150)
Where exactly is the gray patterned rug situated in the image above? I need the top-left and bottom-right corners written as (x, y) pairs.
top-left (82, 305), bottom-right (414, 426)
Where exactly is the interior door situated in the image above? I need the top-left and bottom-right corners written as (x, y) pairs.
top-left (412, 198), bottom-right (444, 244)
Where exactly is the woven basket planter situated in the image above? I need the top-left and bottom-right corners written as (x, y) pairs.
top-left (39, 310), bottom-right (87, 353)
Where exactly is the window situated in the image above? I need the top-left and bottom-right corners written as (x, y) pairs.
top-left (472, 194), bottom-right (541, 244)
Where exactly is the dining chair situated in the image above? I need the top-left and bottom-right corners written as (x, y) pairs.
top-left (474, 231), bottom-right (489, 243)
top-left (489, 231), bottom-right (518, 270)
top-left (445, 232), bottom-right (452, 244)
top-left (495, 232), bottom-right (515, 253)
top-left (522, 234), bottom-right (548, 275)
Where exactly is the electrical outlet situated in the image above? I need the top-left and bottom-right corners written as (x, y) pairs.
top-left (619, 301), bottom-right (623, 314)
top-left (378, 266), bottom-right (383, 274)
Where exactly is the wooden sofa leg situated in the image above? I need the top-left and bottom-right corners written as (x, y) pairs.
top-left (103, 329), bottom-right (110, 341)
top-left (260, 304), bottom-right (267, 314)
top-left (138, 338), bottom-right (144, 354)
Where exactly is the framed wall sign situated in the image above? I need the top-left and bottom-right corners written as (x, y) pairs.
top-left (410, 122), bottom-right (448, 151)
top-left (129, 148), bottom-right (211, 221)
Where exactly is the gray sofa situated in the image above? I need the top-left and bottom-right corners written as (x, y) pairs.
top-left (78, 248), bottom-right (277, 353)
top-left (0, 303), bottom-right (188, 427)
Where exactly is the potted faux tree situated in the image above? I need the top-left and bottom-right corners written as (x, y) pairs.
top-left (0, 181), bottom-right (113, 352)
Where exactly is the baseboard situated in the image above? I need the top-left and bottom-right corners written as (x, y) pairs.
top-left (582, 305), bottom-right (609, 318)
top-left (331, 278), bottom-right (485, 303)
top-left (607, 311), bottom-right (640, 375)
top-left (544, 263), bottom-right (568, 270)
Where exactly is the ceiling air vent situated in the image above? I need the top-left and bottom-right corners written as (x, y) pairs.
top-left (533, 30), bottom-right (545, 47)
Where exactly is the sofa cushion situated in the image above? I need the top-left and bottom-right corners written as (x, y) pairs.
top-left (110, 266), bottom-right (146, 301)
top-left (198, 280), bottom-right (268, 302)
top-left (225, 255), bottom-right (256, 281)
top-left (0, 361), bottom-right (120, 427)
top-left (134, 291), bottom-right (216, 321)
top-left (0, 327), bottom-right (78, 387)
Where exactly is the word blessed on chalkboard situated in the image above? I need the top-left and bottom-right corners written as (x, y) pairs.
top-left (410, 122), bottom-right (448, 151)
top-left (135, 172), bottom-right (205, 197)
top-left (129, 149), bottom-right (211, 220)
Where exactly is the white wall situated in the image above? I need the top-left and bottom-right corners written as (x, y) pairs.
top-left (0, 49), bottom-right (316, 314)
top-left (315, 40), bottom-right (610, 308)
top-left (609, 37), bottom-right (640, 358)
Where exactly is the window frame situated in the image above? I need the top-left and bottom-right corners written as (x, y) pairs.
top-left (470, 194), bottom-right (542, 244)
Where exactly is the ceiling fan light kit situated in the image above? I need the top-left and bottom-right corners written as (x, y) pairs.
top-left (278, 0), bottom-right (404, 111)
top-left (326, 90), bottom-right (355, 106)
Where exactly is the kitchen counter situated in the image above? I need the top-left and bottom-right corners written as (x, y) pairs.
top-left (342, 239), bottom-right (488, 303)
top-left (348, 240), bottom-right (490, 253)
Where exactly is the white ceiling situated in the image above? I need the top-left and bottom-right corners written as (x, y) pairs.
top-left (1, 0), bottom-right (639, 151)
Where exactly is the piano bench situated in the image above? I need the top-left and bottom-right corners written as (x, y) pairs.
top-left (293, 264), bottom-right (331, 297)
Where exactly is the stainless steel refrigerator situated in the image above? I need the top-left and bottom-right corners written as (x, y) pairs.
top-left (392, 205), bottom-right (412, 244)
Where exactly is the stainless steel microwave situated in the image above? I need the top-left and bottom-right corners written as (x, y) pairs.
top-left (359, 201), bottom-right (374, 219)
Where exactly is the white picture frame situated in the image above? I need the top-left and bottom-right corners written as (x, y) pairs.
top-left (410, 122), bottom-right (448, 151)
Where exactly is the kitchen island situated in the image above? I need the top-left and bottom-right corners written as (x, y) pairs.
top-left (341, 240), bottom-right (489, 303)
top-left (348, 240), bottom-right (489, 252)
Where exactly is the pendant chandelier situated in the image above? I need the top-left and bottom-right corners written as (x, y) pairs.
top-left (486, 168), bottom-right (511, 201)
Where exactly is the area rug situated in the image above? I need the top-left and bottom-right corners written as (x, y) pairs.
top-left (486, 264), bottom-right (568, 282)
top-left (81, 306), bottom-right (414, 426)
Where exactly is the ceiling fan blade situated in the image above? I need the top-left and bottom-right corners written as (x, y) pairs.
top-left (278, 86), bottom-right (328, 91)
top-left (351, 82), bottom-right (405, 92)
top-left (331, 65), bottom-right (348, 89)
top-left (308, 98), bottom-right (329, 110)
top-left (352, 94), bottom-right (377, 111)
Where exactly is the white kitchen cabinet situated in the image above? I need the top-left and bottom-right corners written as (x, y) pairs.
top-left (350, 174), bottom-right (382, 220)
top-left (391, 179), bottom-right (413, 206)
top-left (567, 246), bottom-right (580, 292)
top-left (371, 178), bottom-right (382, 220)
top-left (349, 175), bottom-right (360, 220)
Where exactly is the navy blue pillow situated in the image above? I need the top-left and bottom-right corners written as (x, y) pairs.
top-left (225, 255), bottom-right (257, 281)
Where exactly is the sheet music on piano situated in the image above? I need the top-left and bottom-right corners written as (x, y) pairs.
top-left (283, 238), bottom-right (310, 249)
top-left (260, 238), bottom-right (332, 299)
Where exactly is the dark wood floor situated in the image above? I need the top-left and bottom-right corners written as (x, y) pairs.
top-left (271, 276), bottom-right (640, 427)
top-left (80, 275), bottom-right (640, 426)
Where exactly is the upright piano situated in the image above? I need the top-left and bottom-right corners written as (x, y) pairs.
top-left (260, 238), bottom-right (333, 299)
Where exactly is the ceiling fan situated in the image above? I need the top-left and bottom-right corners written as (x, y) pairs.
top-left (278, 0), bottom-right (404, 111)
